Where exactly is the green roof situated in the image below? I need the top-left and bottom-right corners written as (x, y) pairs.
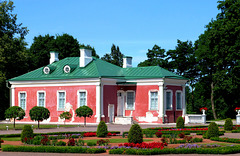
top-left (9, 57), bottom-right (187, 81)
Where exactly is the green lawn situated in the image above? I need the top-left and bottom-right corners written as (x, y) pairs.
top-left (2, 137), bottom-right (21, 141)
top-left (0, 124), bottom-right (78, 130)
top-left (84, 138), bottom-right (153, 144)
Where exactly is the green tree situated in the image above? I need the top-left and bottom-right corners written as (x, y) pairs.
top-left (59, 111), bottom-right (72, 125)
top-left (101, 44), bottom-right (123, 67)
top-left (5, 106), bottom-right (25, 129)
top-left (128, 124), bottom-right (143, 144)
top-left (138, 45), bottom-right (171, 70)
top-left (29, 106), bottom-right (50, 129)
top-left (195, 0), bottom-right (240, 119)
top-left (28, 34), bottom-right (99, 70)
top-left (75, 106), bottom-right (93, 127)
top-left (96, 121), bottom-right (108, 137)
top-left (0, 0), bottom-right (28, 119)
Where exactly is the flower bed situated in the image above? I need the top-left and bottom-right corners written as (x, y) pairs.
top-left (118, 142), bottom-right (167, 149)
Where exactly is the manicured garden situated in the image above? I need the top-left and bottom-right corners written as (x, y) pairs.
top-left (1, 117), bottom-right (240, 155)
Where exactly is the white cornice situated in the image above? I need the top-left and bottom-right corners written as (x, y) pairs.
top-left (10, 78), bottom-right (100, 88)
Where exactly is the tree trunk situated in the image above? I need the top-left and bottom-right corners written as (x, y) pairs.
top-left (14, 118), bottom-right (16, 130)
top-left (211, 82), bottom-right (217, 120)
top-left (38, 120), bottom-right (40, 129)
top-left (84, 117), bottom-right (86, 127)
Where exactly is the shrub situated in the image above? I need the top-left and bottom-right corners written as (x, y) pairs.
top-left (87, 141), bottom-right (97, 146)
top-left (21, 125), bottom-right (34, 143)
top-left (206, 122), bottom-right (219, 139)
top-left (178, 132), bottom-right (185, 138)
top-left (67, 138), bottom-right (76, 146)
top-left (97, 139), bottom-right (110, 146)
top-left (176, 116), bottom-right (184, 128)
top-left (128, 124), bottom-right (143, 144)
top-left (96, 121), bottom-right (108, 137)
top-left (76, 139), bottom-right (84, 146)
top-left (56, 141), bottom-right (66, 146)
top-left (155, 132), bottom-right (162, 138)
top-left (40, 135), bottom-right (50, 145)
top-left (224, 118), bottom-right (233, 131)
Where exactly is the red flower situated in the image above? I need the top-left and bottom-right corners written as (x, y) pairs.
top-left (235, 107), bottom-right (240, 111)
top-left (200, 107), bottom-right (208, 111)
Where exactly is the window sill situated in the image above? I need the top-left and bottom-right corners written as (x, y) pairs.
top-left (57, 109), bottom-right (65, 111)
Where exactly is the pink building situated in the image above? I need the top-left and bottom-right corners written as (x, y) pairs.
top-left (8, 48), bottom-right (187, 124)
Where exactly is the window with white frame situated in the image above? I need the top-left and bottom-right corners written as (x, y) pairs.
top-left (176, 92), bottom-right (182, 110)
top-left (19, 92), bottom-right (26, 110)
top-left (79, 91), bottom-right (86, 107)
top-left (166, 91), bottom-right (172, 110)
top-left (150, 91), bottom-right (158, 110)
top-left (38, 92), bottom-right (45, 107)
top-left (126, 91), bottom-right (134, 110)
top-left (58, 91), bottom-right (65, 110)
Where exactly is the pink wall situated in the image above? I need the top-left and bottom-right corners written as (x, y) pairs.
top-left (14, 85), bottom-right (96, 123)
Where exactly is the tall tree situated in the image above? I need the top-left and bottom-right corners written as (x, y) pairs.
top-left (0, 0), bottom-right (28, 119)
top-left (138, 45), bottom-right (171, 70)
top-left (196, 0), bottom-right (240, 119)
top-left (167, 40), bottom-right (199, 112)
top-left (28, 34), bottom-right (98, 70)
top-left (101, 44), bottom-right (123, 67)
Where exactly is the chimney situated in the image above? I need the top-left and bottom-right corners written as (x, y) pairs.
top-left (50, 51), bottom-right (59, 64)
top-left (123, 56), bottom-right (132, 68)
top-left (80, 48), bottom-right (93, 67)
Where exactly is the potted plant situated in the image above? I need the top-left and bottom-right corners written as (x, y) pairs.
top-left (235, 107), bottom-right (240, 115)
top-left (200, 107), bottom-right (208, 115)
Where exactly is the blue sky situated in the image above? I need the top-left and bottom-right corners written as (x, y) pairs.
top-left (13, 0), bottom-right (220, 67)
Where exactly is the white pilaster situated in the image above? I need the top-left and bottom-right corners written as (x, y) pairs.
top-left (11, 87), bottom-right (15, 106)
top-left (182, 85), bottom-right (186, 117)
top-left (101, 84), bottom-right (104, 118)
top-left (95, 83), bottom-right (101, 122)
top-left (158, 83), bottom-right (164, 119)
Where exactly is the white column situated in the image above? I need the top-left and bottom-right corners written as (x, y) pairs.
top-left (95, 83), bottom-right (101, 123)
top-left (11, 87), bottom-right (15, 106)
top-left (101, 84), bottom-right (105, 118)
top-left (158, 83), bottom-right (164, 119)
top-left (182, 85), bottom-right (186, 117)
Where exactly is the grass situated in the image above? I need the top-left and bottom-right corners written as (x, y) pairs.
top-left (0, 123), bottom-right (78, 130)
top-left (2, 137), bottom-right (21, 141)
top-left (84, 138), bottom-right (153, 144)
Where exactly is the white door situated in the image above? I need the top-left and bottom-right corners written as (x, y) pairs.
top-left (108, 104), bottom-right (114, 123)
top-left (117, 92), bottom-right (124, 116)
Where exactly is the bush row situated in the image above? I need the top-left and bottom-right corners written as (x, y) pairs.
top-left (109, 145), bottom-right (240, 155)
top-left (0, 131), bottom-right (120, 138)
top-left (2, 145), bottom-right (106, 153)
top-left (145, 125), bottom-right (208, 131)
top-left (210, 137), bottom-right (240, 143)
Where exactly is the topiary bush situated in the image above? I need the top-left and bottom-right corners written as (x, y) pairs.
top-left (206, 122), bottom-right (219, 139)
top-left (21, 125), bottom-right (34, 143)
top-left (176, 116), bottom-right (184, 128)
top-left (224, 118), bottom-right (233, 131)
top-left (128, 124), bottom-right (143, 144)
top-left (96, 121), bottom-right (108, 137)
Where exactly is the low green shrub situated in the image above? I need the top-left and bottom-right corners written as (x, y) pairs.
top-left (128, 124), bottom-right (143, 144)
top-left (206, 122), bottom-right (219, 139)
top-left (76, 139), bottom-right (84, 146)
top-left (56, 141), bottom-right (66, 146)
top-left (224, 118), bottom-right (233, 131)
top-left (96, 121), bottom-right (108, 137)
top-left (176, 116), bottom-right (184, 128)
top-left (192, 137), bottom-right (203, 143)
top-left (87, 142), bottom-right (96, 146)
top-left (21, 125), bottom-right (34, 143)
top-left (2, 145), bottom-right (105, 153)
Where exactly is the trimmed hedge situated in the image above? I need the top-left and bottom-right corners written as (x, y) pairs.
top-left (224, 118), bottom-right (233, 131)
top-left (211, 137), bottom-right (240, 143)
top-left (109, 145), bottom-right (240, 155)
top-left (2, 145), bottom-right (106, 153)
